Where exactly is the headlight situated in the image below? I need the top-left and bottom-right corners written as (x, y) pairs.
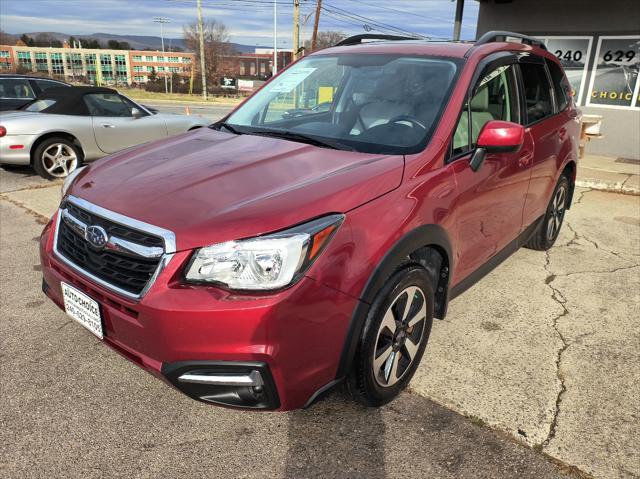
top-left (185, 214), bottom-right (344, 290)
top-left (61, 166), bottom-right (86, 197)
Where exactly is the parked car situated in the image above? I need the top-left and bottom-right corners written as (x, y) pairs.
top-left (0, 86), bottom-right (208, 179)
top-left (39, 32), bottom-right (579, 411)
top-left (0, 74), bottom-right (70, 111)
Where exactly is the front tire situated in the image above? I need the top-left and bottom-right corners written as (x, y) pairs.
top-left (32, 137), bottom-right (80, 180)
top-left (347, 266), bottom-right (434, 407)
top-left (525, 174), bottom-right (570, 251)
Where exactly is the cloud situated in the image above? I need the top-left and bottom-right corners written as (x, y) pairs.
top-left (0, 0), bottom-right (479, 45)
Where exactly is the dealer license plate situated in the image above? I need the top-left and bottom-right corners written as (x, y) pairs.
top-left (61, 283), bottom-right (103, 339)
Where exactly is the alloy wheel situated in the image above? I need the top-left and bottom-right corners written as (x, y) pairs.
top-left (547, 184), bottom-right (567, 241)
top-left (372, 286), bottom-right (427, 387)
top-left (42, 143), bottom-right (78, 178)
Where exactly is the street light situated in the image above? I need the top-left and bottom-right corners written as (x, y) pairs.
top-left (153, 16), bottom-right (171, 94)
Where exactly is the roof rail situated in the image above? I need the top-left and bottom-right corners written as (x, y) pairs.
top-left (335, 34), bottom-right (419, 47)
top-left (475, 31), bottom-right (547, 50)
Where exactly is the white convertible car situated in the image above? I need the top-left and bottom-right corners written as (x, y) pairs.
top-left (0, 86), bottom-right (209, 179)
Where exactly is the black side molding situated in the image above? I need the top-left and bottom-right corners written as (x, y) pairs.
top-left (449, 215), bottom-right (543, 300)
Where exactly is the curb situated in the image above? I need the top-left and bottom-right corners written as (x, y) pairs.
top-left (575, 179), bottom-right (639, 195)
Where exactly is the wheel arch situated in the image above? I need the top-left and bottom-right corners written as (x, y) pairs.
top-left (335, 223), bottom-right (453, 379)
top-left (30, 131), bottom-right (85, 165)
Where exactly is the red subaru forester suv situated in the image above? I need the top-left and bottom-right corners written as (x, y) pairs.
top-left (40, 32), bottom-right (579, 410)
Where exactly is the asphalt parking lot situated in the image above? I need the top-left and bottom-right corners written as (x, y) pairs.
top-left (1, 162), bottom-right (638, 478)
top-left (144, 101), bottom-right (233, 123)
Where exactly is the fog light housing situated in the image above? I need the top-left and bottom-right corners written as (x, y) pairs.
top-left (161, 361), bottom-right (280, 410)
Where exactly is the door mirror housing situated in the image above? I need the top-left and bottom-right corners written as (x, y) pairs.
top-left (477, 120), bottom-right (524, 153)
top-left (131, 107), bottom-right (144, 119)
top-left (470, 120), bottom-right (525, 171)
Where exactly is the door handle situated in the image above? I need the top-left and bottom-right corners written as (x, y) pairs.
top-left (101, 123), bottom-right (115, 128)
top-left (518, 149), bottom-right (533, 168)
top-left (558, 128), bottom-right (567, 141)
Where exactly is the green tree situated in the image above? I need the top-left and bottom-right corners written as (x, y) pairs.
top-left (106, 40), bottom-right (131, 50)
top-left (20, 34), bottom-right (35, 46)
top-left (80, 38), bottom-right (102, 49)
top-left (148, 67), bottom-right (158, 83)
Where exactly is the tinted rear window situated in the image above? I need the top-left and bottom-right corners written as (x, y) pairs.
top-left (520, 63), bottom-right (554, 124)
top-left (545, 59), bottom-right (570, 111)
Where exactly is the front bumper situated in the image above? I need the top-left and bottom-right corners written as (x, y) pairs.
top-left (0, 134), bottom-right (37, 165)
top-left (39, 215), bottom-right (359, 410)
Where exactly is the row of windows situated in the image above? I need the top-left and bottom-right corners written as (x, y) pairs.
top-left (131, 54), bottom-right (191, 63)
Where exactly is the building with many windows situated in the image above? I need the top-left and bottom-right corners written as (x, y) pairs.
top-left (0, 44), bottom-right (194, 86)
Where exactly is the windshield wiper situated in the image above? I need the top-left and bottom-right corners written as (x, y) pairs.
top-left (247, 130), bottom-right (354, 151)
top-left (211, 122), bottom-right (242, 135)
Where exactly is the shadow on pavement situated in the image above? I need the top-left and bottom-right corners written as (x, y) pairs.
top-left (284, 388), bottom-right (387, 479)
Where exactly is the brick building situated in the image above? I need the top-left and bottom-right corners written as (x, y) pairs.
top-left (0, 44), bottom-right (194, 86)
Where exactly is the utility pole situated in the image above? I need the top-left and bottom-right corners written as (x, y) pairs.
top-left (153, 16), bottom-right (170, 94)
top-left (311, 0), bottom-right (322, 52)
top-left (293, 0), bottom-right (300, 60)
top-left (273, 0), bottom-right (278, 75)
top-left (453, 0), bottom-right (464, 41)
top-left (197, 0), bottom-right (208, 100)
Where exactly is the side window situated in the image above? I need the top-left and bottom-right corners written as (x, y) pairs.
top-left (33, 79), bottom-right (65, 92)
top-left (84, 93), bottom-right (133, 117)
top-left (545, 59), bottom-right (570, 111)
top-left (453, 64), bottom-right (518, 156)
top-left (520, 62), bottom-right (554, 124)
top-left (0, 78), bottom-right (35, 99)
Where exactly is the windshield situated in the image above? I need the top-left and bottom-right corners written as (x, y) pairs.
top-left (225, 54), bottom-right (460, 154)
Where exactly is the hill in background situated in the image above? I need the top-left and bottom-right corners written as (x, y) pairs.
top-left (1, 31), bottom-right (267, 53)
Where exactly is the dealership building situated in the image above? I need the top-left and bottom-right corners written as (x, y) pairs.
top-left (476, 0), bottom-right (640, 159)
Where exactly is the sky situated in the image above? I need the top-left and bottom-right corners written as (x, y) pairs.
top-left (0, 0), bottom-right (479, 47)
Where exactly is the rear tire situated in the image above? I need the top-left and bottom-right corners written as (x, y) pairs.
top-left (347, 265), bottom-right (434, 407)
top-left (32, 137), bottom-right (81, 180)
top-left (525, 174), bottom-right (570, 251)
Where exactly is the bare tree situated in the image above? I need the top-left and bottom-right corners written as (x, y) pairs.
top-left (184, 19), bottom-right (236, 87)
top-left (303, 31), bottom-right (345, 53)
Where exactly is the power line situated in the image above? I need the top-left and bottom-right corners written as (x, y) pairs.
top-left (321, 3), bottom-right (428, 39)
top-left (342, 0), bottom-right (453, 24)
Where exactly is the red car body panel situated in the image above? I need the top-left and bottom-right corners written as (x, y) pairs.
top-left (72, 130), bottom-right (403, 251)
top-left (39, 39), bottom-right (579, 410)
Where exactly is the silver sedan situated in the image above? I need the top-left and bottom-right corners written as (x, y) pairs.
top-left (0, 86), bottom-right (209, 179)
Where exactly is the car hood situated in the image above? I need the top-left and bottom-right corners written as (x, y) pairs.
top-left (70, 128), bottom-right (404, 251)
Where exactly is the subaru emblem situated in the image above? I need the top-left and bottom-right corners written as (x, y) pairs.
top-left (85, 225), bottom-right (109, 250)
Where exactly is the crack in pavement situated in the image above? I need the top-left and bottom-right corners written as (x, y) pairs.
top-left (0, 194), bottom-right (51, 224)
top-left (541, 228), bottom-right (639, 451)
top-left (573, 188), bottom-right (593, 205)
top-left (542, 251), bottom-right (570, 449)
top-left (566, 222), bottom-right (599, 250)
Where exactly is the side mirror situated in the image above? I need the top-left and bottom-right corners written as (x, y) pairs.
top-left (470, 120), bottom-right (525, 171)
top-left (131, 107), bottom-right (144, 119)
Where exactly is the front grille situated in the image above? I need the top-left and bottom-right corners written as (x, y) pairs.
top-left (55, 201), bottom-right (165, 296)
top-left (65, 202), bottom-right (164, 248)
